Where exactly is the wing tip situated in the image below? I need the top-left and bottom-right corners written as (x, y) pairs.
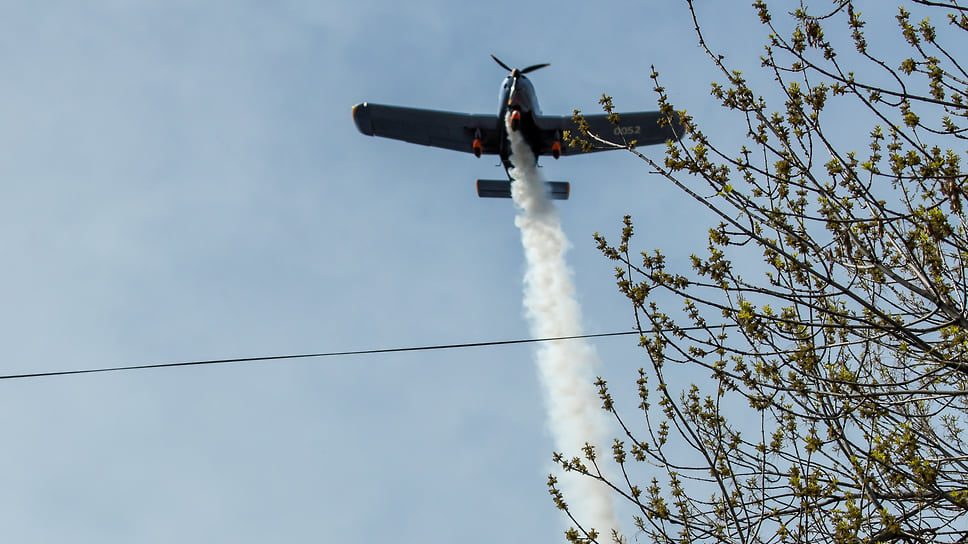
top-left (352, 102), bottom-right (373, 135)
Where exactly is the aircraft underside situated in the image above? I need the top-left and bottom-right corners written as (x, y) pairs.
top-left (499, 108), bottom-right (543, 173)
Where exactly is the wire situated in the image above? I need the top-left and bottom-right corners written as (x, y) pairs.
top-left (0, 330), bottom-right (642, 381)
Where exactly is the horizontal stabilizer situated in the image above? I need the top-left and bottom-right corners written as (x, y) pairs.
top-left (476, 179), bottom-right (570, 200)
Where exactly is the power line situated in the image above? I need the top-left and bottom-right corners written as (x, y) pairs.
top-left (0, 330), bottom-right (643, 381)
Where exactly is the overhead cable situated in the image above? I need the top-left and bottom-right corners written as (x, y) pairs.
top-left (0, 330), bottom-right (645, 381)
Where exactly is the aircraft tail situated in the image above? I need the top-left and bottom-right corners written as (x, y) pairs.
top-left (476, 179), bottom-right (569, 200)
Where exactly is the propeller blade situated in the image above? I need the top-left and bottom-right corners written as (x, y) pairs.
top-left (490, 54), bottom-right (513, 72)
top-left (521, 62), bottom-right (550, 74)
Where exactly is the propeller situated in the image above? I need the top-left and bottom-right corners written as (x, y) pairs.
top-left (491, 54), bottom-right (550, 76)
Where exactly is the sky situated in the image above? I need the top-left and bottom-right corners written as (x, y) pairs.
top-left (0, 1), bottom-right (907, 543)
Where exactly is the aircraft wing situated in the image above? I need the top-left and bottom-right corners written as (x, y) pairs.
top-left (535, 111), bottom-right (681, 156)
top-left (352, 103), bottom-right (503, 155)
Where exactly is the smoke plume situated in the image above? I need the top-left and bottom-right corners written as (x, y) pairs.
top-left (507, 118), bottom-right (620, 537)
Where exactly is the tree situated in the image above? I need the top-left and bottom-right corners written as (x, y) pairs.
top-left (560, 2), bottom-right (968, 543)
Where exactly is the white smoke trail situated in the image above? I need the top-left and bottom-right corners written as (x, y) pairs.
top-left (507, 118), bottom-right (621, 538)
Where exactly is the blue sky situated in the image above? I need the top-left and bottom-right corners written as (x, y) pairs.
top-left (0, 1), bottom-right (896, 542)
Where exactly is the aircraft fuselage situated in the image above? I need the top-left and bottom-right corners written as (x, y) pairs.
top-left (497, 72), bottom-right (544, 172)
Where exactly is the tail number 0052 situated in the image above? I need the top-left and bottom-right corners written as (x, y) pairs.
top-left (613, 126), bottom-right (641, 136)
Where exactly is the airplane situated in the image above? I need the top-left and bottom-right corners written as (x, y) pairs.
top-left (351, 55), bottom-right (681, 200)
